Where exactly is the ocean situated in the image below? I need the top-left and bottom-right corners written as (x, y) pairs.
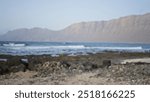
top-left (0, 41), bottom-right (150, 56)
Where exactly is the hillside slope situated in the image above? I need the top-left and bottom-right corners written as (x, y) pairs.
top-left (0, 13), bottom-right (150, 43)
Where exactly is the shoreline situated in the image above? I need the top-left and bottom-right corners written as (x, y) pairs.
top-left (0, 52), bottom-right (150, 85)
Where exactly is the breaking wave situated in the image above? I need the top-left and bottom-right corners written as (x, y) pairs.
top-left (0, 41), bottom-right (148, 56)
top-left (2, 43), bottom-right (26, 47)
top-left (91, 46), bottom-right (143, 50)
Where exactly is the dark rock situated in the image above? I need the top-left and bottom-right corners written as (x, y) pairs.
top-left (0, 61), bottom-right (9, 75)
top-left (142, 67), bottom-right (150, 76)
top-left (0, 64), bottom-right (26, 75)
top-left (134, 62), bottom-right (149, 65)
top-left (20, 59), bottom-right (29, 71)
top-left (0, 58), bottom-right (28, 75)
top-left (102, 60), bottom-right (111, 67)
top-left (82, 62), bottom-right (98, 71)
top-left (60, 61), bottom-right (70, 68)
top-left (0, 65), bottom-right (9, 75)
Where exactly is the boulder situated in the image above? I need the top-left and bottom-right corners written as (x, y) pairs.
top-left (20, 59), bottom-right (29, 71)
top-left (102, 60), bottom-right (111, 67)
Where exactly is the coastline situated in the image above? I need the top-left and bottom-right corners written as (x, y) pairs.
top-left (0, 52), bottom-right (150, 85)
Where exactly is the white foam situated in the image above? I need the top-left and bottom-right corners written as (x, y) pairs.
top-left (0, 59), bottom-right (7, 62)
top-left (50, 45), bottom-right (85, 49)
top-left (90, 46), bottom-right (143, 50)
top-left (3, 43), bottom-right (26, 47)
top-left (23, 45), bottom-right (85, 50)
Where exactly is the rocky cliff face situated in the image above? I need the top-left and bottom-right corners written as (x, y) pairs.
top-left (61, 13), bottom-right (150, 43)
top-left (0, 13), bottom-right (150, 43)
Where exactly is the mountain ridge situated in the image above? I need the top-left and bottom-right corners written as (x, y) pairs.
top-left (0, 13), bottom-right (150, 43)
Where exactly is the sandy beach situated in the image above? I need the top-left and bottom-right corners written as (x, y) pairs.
top-left (0, 52), bottom-right (150, 85)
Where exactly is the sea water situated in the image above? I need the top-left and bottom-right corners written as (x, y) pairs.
top-left (0, 41), bottom-right (150, 56)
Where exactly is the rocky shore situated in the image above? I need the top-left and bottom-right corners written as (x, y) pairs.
top-left (0, 52), bottom-right (150, 85)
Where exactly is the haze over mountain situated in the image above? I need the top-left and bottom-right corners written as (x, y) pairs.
top-left (0, 13), bottom-right (150, 43)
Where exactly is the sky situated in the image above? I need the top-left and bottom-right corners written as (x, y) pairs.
top-left (0, 0), bottom-right (150, 34)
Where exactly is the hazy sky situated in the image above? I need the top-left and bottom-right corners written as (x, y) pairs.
top-left (0, 0), bottom-right (150, 33)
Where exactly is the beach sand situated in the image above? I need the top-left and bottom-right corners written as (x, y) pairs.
top-left (0, 52), bottom-right (150, 85)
